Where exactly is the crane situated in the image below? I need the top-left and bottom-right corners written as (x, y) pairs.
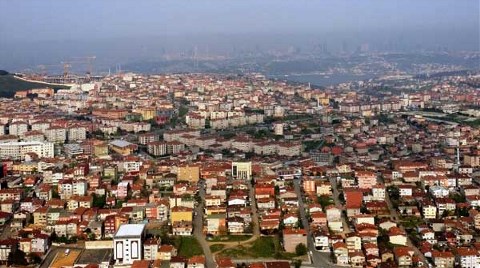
top-left (60, 62), bottom-right (72, 77)
top-left (38, 56), bottom-right (96, 78)
top-left (60, 56), bottom-right (95, 77)
top-left (69, 56), bottom-right (96, 75)
top-left (36, 63), bottom-right (64, 76)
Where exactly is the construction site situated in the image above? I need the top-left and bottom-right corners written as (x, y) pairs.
top-left (24, 56), bottom-right (105, 84)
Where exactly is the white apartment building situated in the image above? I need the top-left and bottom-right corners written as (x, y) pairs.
top-left (277, 143), bottom-right (302, 157)
top-left (9, 121), bottom-right (28, 137)
top-left (232, 161), bottom-right (252, 180)
top-left (31, 121), bottom-right (50, 133)
top-left (122, 161), bottom-right (141, 173)
top-left (73, 180), bottom-right (88, 196)
top-left (372, 186), bottom-right (386, 200)
top-left (423, 204), bottom-right (437, 219)
top-left (45, 127), bottom-right (67, 143)
top-left (68, 127), bottom-right (87, 142)
top-left (457, 248), bottom-right (479, 268)
top-left (0, 141), bottom-right (54, 160)
top-left (23, 131), bottom-right (45, 142)
top-left (147, 141), bottom-right (168, 156)
top-left (113, 224), bottom-right (146, 265)
top-left (313, 233), bottom-right (329, 251)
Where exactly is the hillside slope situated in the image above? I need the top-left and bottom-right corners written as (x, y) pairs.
top-left (0, 72), bottom-right (69, 97)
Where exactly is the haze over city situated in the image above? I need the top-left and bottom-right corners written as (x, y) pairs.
top-left (0, 0), bottom-right (478, 72)
top-left (0, 1), bottom-right (480, 268)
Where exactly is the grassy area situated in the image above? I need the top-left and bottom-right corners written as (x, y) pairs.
top-left (176, 236), bottom-right (204, 258)
top-left (399, 216), bottom-right (423, 229)
top-left (317, 195), bottom-right (334, 210)
top-left (0, 74), bottom-right (69, 97)
top-left (210, 244), bottom-right (226, 253)
top-left (219, 236), bottom-right (299, 260)
top-left (208, 235), bottom-right (252, 242)
top-left (220, 237), bottom-right (275, 258)
top-left (250, 236), bottom-right (276, 257)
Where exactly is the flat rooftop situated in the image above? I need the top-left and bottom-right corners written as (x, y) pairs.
top-left (0, 141), bottom-right (48, 146)
top-left (110, 140), bottom-right (133, 148)
top-left (114, 223), bottom-right (145, 238)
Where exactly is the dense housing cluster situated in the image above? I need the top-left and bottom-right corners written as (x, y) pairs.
top-left (0, 72), bottom-right (478, 268)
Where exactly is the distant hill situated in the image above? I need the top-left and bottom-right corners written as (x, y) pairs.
top-left (0, 73), bottom-right (70, 97)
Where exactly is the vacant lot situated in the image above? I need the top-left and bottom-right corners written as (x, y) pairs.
top-left (176, 236), bottom-right (203, 258)
top-left (210, 244), bottom-right (226, 253)
top-left (208, 235), bottom-right (252, 242)
top-left (219, 236), bottom-right (297, 259)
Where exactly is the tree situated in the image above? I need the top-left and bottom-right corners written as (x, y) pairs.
top-left (360, 206), bottom-right (370, 214)
top-left (318, 195), bottom-right (333, 210)
top-left (28, 215), bottom-right (34, 224)
top-left (387, 186), bottom-right (400, 201)
top-left (88, 233), bottom-right (96, 241)
top-left (178, 106), bottom-right (189, 118)
top-left (244, 223), bottom-right (253, 234)
top-left (295, 243), bottom-right (307, 256)
top-left (28, 253), bottom-right (42, 264)
top-left (457, 207), bottom-right (469, 217)
top-left (297, 211), bottom-right (304, 228)
top-left (450, 193), bottom-right (466, 203)
top-left (69, 236), bottom-right (78, 244)
top-left (92, 193), bottom-right (106, 208)
top-left (50, 231), bottom-right (58, 242)
top-left (274, 185), bottom-right (280, 196)
top-left (293, 260), bottom-right (303, 268)
top-left (442, 209), bottom-right (452, 218)
top-left (140, 184), bottom-right (149, 198)
top-left (8, 249), bottom-right (27, 266)
top-left (221, 149), bottom-right (234, 157)
top-left (159, 224), bottom-right (174, 245)
top-left (52, 188), bottom-right (60, 199)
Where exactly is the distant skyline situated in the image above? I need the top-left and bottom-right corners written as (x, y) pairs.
top-left (0, 0), bottom-right (478, 72)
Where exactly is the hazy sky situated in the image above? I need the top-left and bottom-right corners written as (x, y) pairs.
top-left (0, 0), bottom-right (478, 71)
top-left (1, 0), bottom-right (478, 41)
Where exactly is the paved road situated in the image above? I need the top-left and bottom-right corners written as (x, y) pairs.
top-left (384, 186), bottom-right (429, 267)
top-left (329, 177), bottom-right (350, 234)
top-left (247, 178), bottom-right (261, 237)
top-left (40, 249), bottom-right (58, 268)
top-left (193, 180), bottom-right (216, 268)
top-left (293, 179), bottom-right (344, 268)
